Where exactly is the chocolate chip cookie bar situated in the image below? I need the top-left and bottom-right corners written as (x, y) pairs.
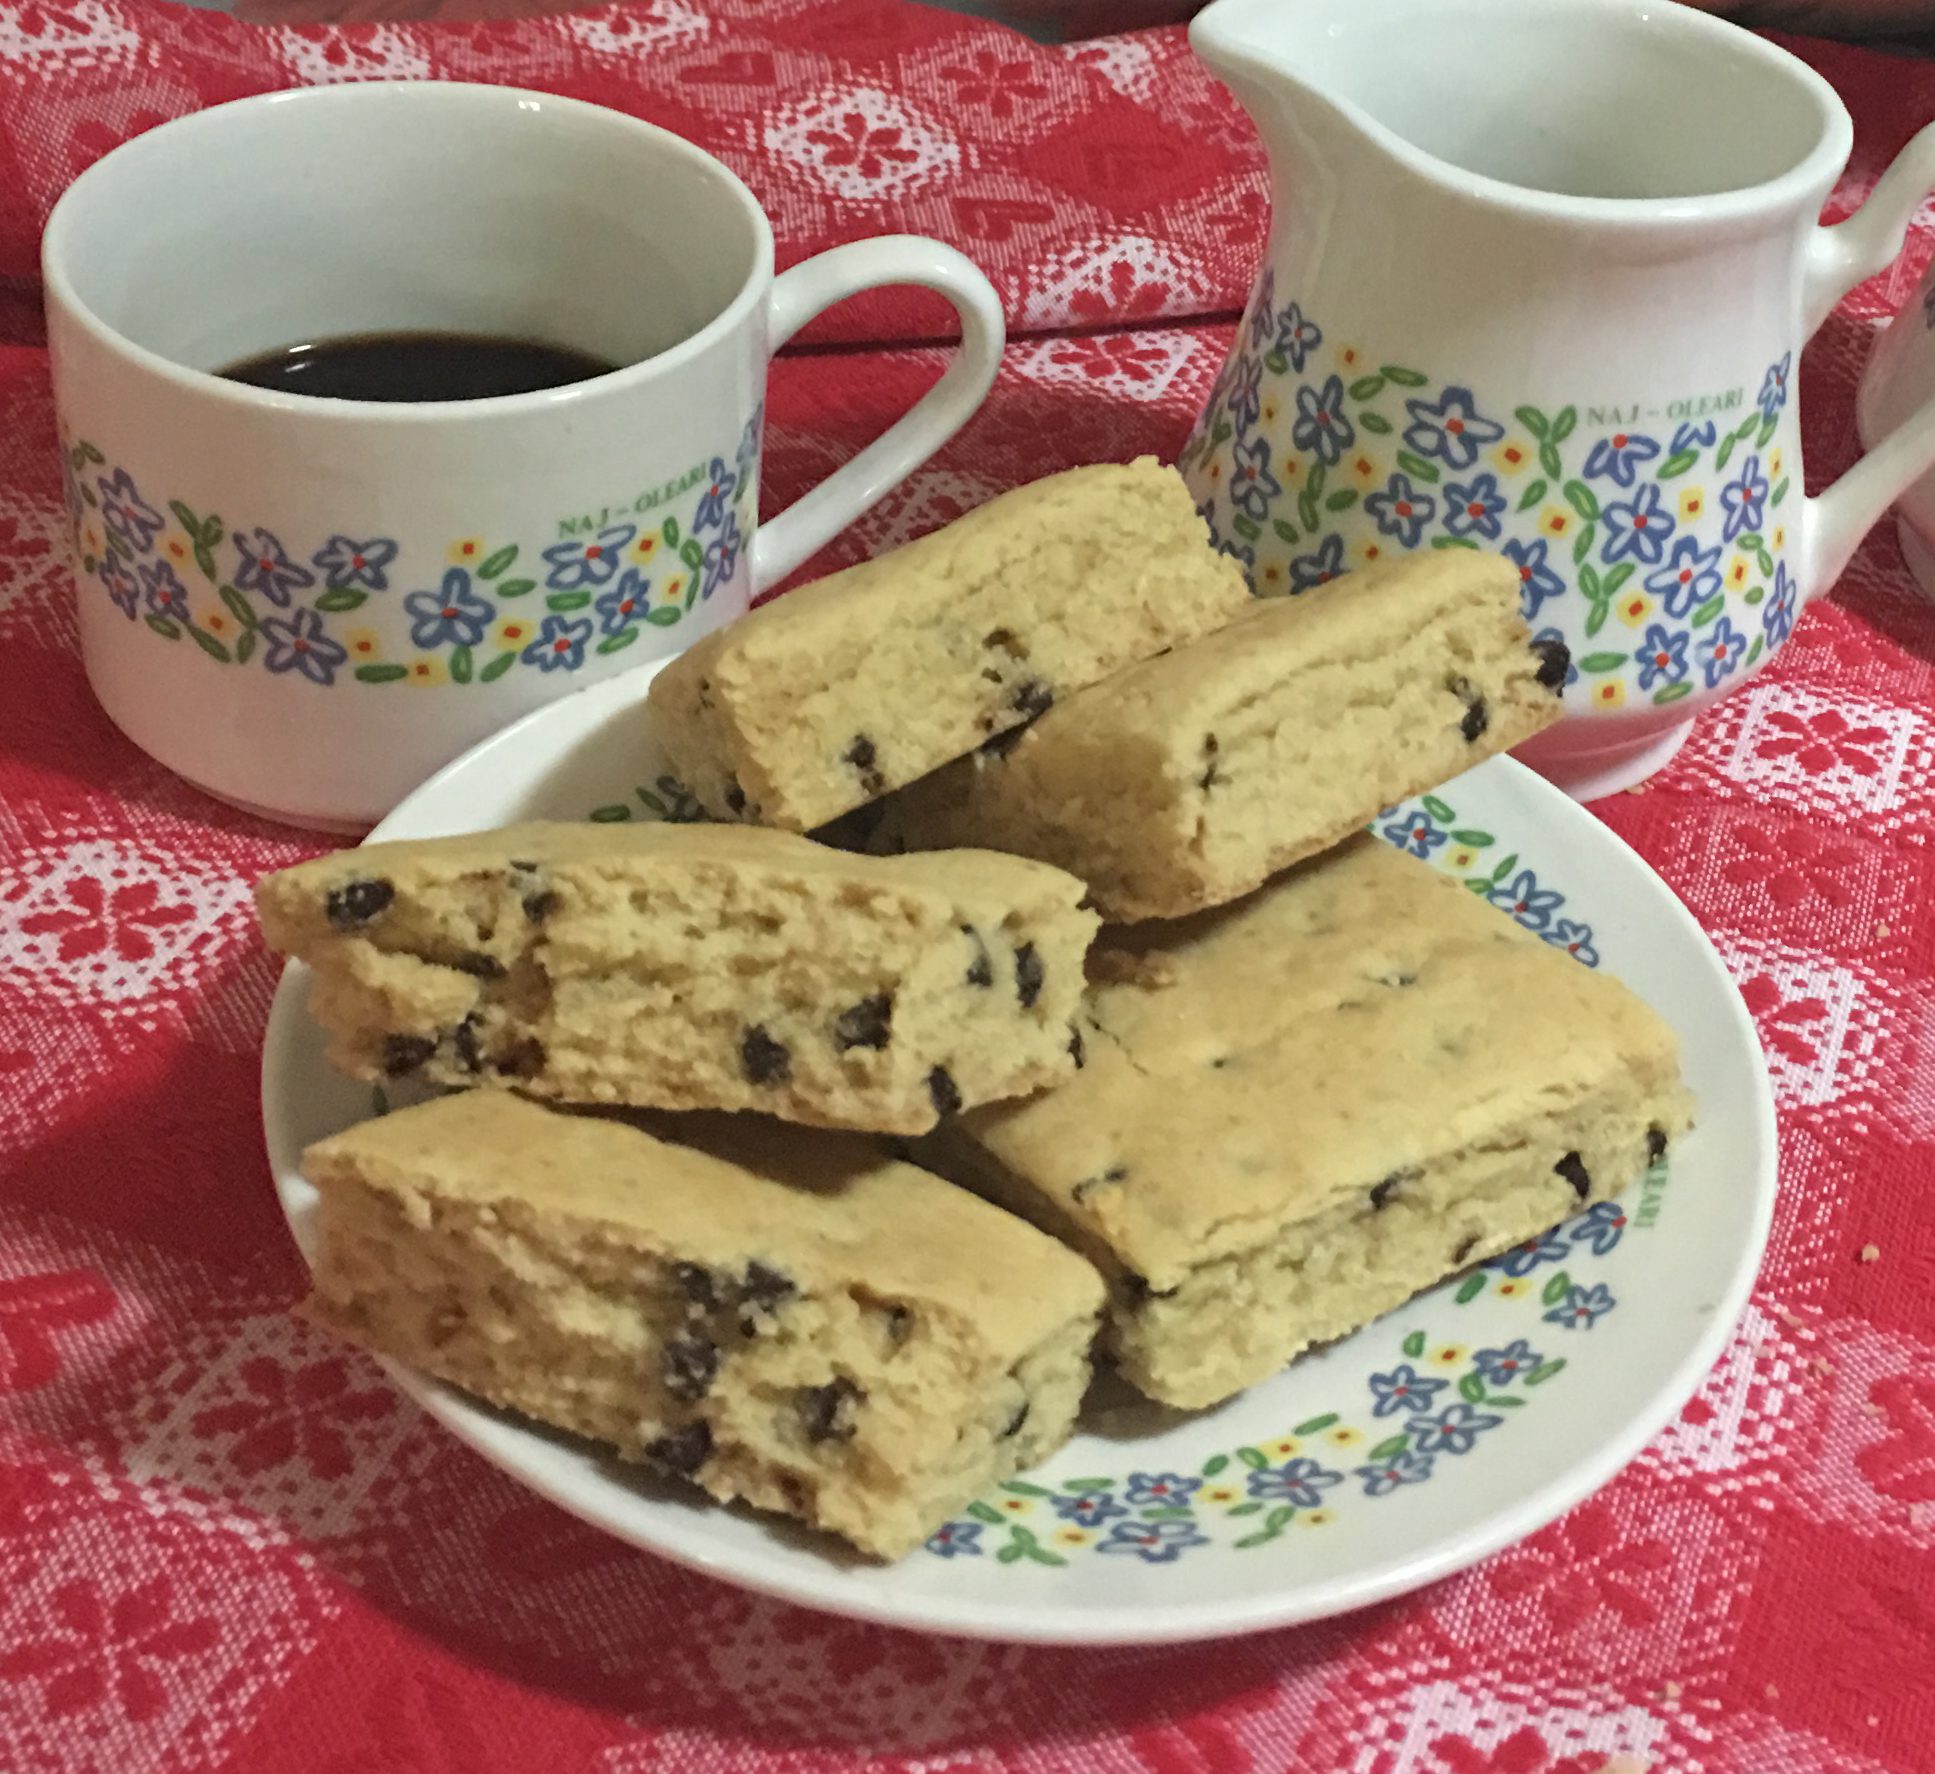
top-left (648, 459), bottom-right (1252, 832)
top-left (878, 552), bottom-right (1567, 921)
top-left (919, 836), bottom-right (1692, 1409)
top-left (302, 1093), bottom-right (1105, 1559)
top-left (257, 821), bottom-right (1097, 1134)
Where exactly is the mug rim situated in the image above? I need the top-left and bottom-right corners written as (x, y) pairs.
top-left (41, 82), bottom-right (779, 423)
top-left (1190, 0), bottom-right (1853, 227)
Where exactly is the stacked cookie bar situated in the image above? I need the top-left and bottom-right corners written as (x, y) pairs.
top-left (262, 458), bottom-right (1692, 1562)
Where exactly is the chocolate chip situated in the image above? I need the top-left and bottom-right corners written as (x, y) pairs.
top-left (453, 951), bottom-right (505, 980)
top-left (662, 1333), bottom-right (720, 1402)
top-left (1200, 733), bottom-right (1223, 792)
top-left (883, 1304), bottom-right (913, 1346)
top-left (1002, 1400), bottom-right (1031, 1439)
top-left (645, 1420), bottom-right (712, 1477)
top-left (1121, 1273), bottom-right (1180, 1303)
top-left (1011, 679), bottom-right (1053, 721)
top-left (451, 1014), bottom-right (483, 1074)
top-left (1453, 1235), bottom-right (1480, 1264)
top-left (1072, 1164), bottom-right (1128, 1206)
top-left (1450, 677), bottom-right (1489, 742)
top-left (927, 1066), bottom-right (962, 1117)
top-left (1555, 1151), bottom-right (1592, 1200)
top-left (325, 878), bottom-right (394, 930)
top-left (833, 994), bottom-right (893, 1051)
top-left (381, 1033), bottom-right (435, 1077)
top-left (979, 725), bottom-right (1028, 763)
top-left (723, 778), bottom-right (748, 817)
top-left (1647, 1126), bottom-right (1667, 1164)
top-left (1380, 970), bottom-right (1419, 989)
top-left (777, 1473), bottom-right (810, 1513)
top-left (493, 1037), bottom-right (545, 1081)
top-left (1210, 1055), bottom-right (1229, 1069)
top-left (984, 627), bottom-right (1026, 658)
top-left (1532, 635), bottom-right (1571, 690)
top-left (963, 926), bottom-right (994, 989)
top-left (800, 1375), bottom-right (865, 1443)
top-left (738, 1262), bottom-right (797, 1329)
top-left (1369, 1165), bottom-right (1421, 1210)
top-left (672, 1262), bottom-right (719, 1311)
top-left (740, 1025), bottom-right (791, 1086)
top-left (522, 889), bottom-right (560, 923)
top-left (843, 734), bottom-right (885, 796)
top-left (1068, 1024), bottom-right (1086, 1069)
top-left (1014, 943), bottom-right (1044, 1009)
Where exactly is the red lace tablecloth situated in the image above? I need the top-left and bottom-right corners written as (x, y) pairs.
top-left (2, 6), bottom-right (1933, 1769)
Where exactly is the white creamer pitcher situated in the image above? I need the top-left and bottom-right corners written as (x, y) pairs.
top-left (1179, 0), bottom-right (1935, 797)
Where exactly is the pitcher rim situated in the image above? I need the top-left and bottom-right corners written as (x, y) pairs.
top-left (1190, 0), bottom-right (1853, 228)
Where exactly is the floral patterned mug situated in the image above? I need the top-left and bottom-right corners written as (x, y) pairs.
top-left (1182, 0), bottom-right (1935, 797)
top-left (45, 84), bottom-right (1002, 829)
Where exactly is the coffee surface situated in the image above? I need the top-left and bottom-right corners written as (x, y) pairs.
top-left (218, 331), bottom-right (617, 402)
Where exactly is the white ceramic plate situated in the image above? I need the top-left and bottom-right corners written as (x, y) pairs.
top-left (262, 661), bottom-right (1777, 1645)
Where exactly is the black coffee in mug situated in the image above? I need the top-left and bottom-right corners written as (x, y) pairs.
top-left (218, 330), bottom-right (618, 402)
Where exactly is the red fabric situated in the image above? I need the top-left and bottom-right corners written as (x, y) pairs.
top-left (1, 4), bottom-right (1932, 1769)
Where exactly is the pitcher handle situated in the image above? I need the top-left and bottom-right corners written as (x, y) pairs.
top-left (751, 237), bottom-right (1005, 591)
top-left (1803, 120), bottom-right (1935, 336)
top-left (1800, 120), bottom-right (1935, 597)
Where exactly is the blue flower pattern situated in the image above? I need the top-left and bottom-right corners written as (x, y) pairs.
top-left (542, 525), bottom-right (635, 591)
top-left (1487, 868), bottom-right (1564, 933)
top-left (1696, 615), bottom-right (1747, 689)
top-left (1545, 1282), bottom-right (1617, 1329)
top-left (1504, 538), bottom-right (1565, 621)
top-left (1097, 1520), bottom-right (1211, 1564)
top-left (595, 570), bottom-right (651, 637)
top-left (694, 457), bottom-right (738, 534)
top-left (1290, 533), bottom-right (1347, 591)
top-left (925, 1521), bottom-right (982, 1558)
top-left (138, 560), bottom-right (190, 622)
top-left (1583, 430), bottom-right (1660, 487)
top-left (97, 469), bottom-right (163, 553)
top-left (704, 511), bottom-right (745, 598)
top-left (99, 556), bottom-right (140, 620)
top-left (1543, 919), bottom-right (1600, 966)
top-left (1443, 473), bottom-right (1506, 541)
top-left (1570, 1201), bottom-right (1628, 1256)
top-left (1358, 1450), bottom-right (1435, 1497)
top-left (1291, 376), bottom-right (1354, 466)
top-left (1125, 1472), bottom-right (1201, 1507)
top-left (1635, 623), bottom-right (1689, 692)
top-left (260, 607), bottom-right (345, 686)
top-left (1181, 299), bottom-right (1801, 713)
top-left (66, 424), bottom-right (762, 689)
top-left (1401, 386), bottom-right (1502, 470)
top-left (523, 614), bottom-right (593, 673)
top-left (1721, 455), bottom-right (1769, 543)
top-left (1763, 561), bottom-right (1797, 647)
top-left (1407, 1402), bottom-right (1503, 1456)
top-left (1472, 1340), bottom-right (1542, 1387)
top-left (1245, 1458), bottom-right (1342, 1508)
top-left (1382, 810), bottom-right (1446, 858)
top-left (404, 571), bottom-right (494, 650)
top-left (1365, 472), bottom-right (1436, 548)
top-left (233, 528), bottom-right (316, 608)
top-left (1051, 1491), bottom-right (1128, 1528)
top-left (1600, 482), bottom-right (1675, 566)
top-left (1645, 536), bottom-right (1723, 619)
top-left (1368, 1364), bottom-right (1447, 1418)
top-left (313, 535), bottom-right (398, 593)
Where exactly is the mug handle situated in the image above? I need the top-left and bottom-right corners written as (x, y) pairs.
top-left (750, 237), bottom-right (1005, 590)
top-left (1802, 120), bottom-right (1935, 597)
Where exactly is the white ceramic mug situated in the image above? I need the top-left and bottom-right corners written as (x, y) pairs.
top-left (44, 84), bottom-right (1004, 830)
top-left (1181, 0), bottom-right (1935, 799)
